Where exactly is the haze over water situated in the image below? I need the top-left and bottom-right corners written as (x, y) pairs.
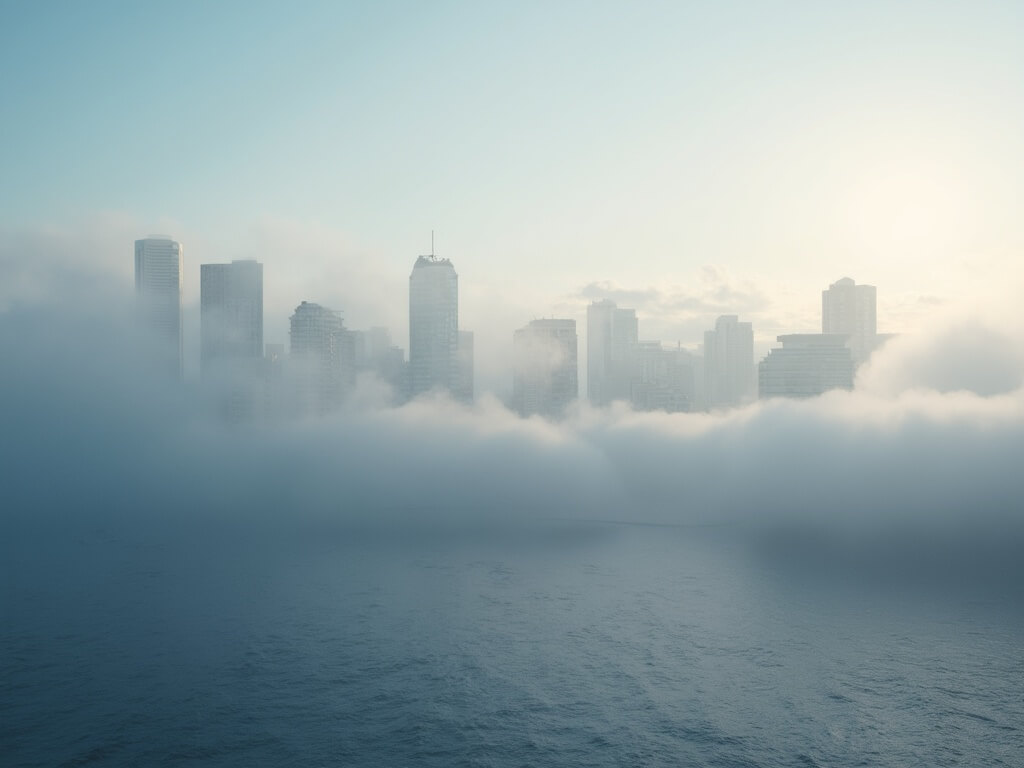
top-left (5, 516), bottom-right (1023, 767)
top-left (4, 2), bottom-right (1024, 766)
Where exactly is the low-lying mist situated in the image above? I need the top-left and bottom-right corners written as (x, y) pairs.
top-left (4, 280), bottom-right (1023, 554)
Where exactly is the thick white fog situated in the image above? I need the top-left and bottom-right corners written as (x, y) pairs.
top-left (3, 249), bottom-right (1023, 547)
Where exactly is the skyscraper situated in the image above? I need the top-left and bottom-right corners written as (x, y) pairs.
top-left (409, 255), bottom-right (459, 398)
top-left (704, 315), bottom-right (754, 409)
top-left (822, 277), bottom-right (877, 364)
top-left (587, 299), bottom-right (638, 406)
top-left (289, 301), bottom-right (355, 414)
top-left (134, 236), bottom-right (183, 376)
top-left (200, 259), bottom-right (263, 372)
top-left (512, 319), bottom-right (578, 417)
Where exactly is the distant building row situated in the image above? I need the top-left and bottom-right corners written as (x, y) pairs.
top-left (133, 237), bottom-right (473, 417)
top-left (135, 236), bottom-right (886, 419)
top-left (511, 277), bottom-right (885, 417)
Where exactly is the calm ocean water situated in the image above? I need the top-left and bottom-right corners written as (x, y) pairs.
top-left (3, 519), bottom-right (1023, 767)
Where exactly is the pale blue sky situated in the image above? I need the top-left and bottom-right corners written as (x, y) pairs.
top-left (3, 1), bottom-right (1023, 380)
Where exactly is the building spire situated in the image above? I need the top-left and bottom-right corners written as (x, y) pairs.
top-left (431, 229), bottom-right (434, 257)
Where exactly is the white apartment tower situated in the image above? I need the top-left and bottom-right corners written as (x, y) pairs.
top-left (134, 236), bottom-right (183, 376)
top-left (513, 318), bottom-right (578, 417)
top-left (704, 315), bottom-right (754, 409)
top-left (200, 259), bottom-right (263, 371)
top-left (822, 277), bottom-right (877, 364)
top-left (409, 255), bottom-right (460, 398)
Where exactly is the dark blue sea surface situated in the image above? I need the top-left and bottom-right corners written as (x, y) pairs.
top-left (3, 519), bottom-right (1023, 766)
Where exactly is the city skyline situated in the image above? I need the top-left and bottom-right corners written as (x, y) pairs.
top-left (5, 5), bottom-right (1024, 765)
top-left (128, 229), bottom-right (898, 412)
top-left (4, 2), bottom-right (1021, 395)
top-left (17, 207), bottom-right (1010, 402)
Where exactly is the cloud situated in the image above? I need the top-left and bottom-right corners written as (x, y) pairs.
top-left (3, 237), bottom-right (1024, 598)
top-left (2, 291), bottom-right (1022, 534)
top-left (859, 320), bottom-right (1024, 398)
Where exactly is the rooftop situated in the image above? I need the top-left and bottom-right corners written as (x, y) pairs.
top-left (413, 255), bottom-right (454, 268)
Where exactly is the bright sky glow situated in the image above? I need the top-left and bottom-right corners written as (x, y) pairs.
top-left (2, 1), bottom-right (1022, 389)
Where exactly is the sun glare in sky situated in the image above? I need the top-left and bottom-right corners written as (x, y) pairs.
top-left (0, 1), bottom-right (1021, 380)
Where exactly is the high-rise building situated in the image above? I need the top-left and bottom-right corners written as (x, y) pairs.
top-left (704, 315), bottom-right (754, 409)
top-left (134, 236), bottom-right (183, 376)
top-left (409, 255), bottom-right (459, 398)
top-left (200, 260), bottom-right (263, 372)
top-left (630, 342), bottom-right (701, 413)
top-left (587, 299), bottom-right (638, 406)
top-left (822, 277), bottom-right (877, 364)
top-left (512, 319), bottom-right (578, 417)
top-left (758, 334), bottom-right (854, 399)
top-left (289, 301), bottom-right (355, 414)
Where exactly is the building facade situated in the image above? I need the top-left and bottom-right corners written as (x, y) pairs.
top-left (289, 301), bottom-right (355, 414)
top-left (630, 342), bottom-right (701, 413)
top-left (512, 319), bottom-right (578, 417)
top-left (409, 255), bottom-right (459, 398)
top-left (758, 334), bottom-right (854, 399)
top-left (134, 236), bottom-right (183, 376)
top-left (587, 299), bottom-right (638, 406)
top-left (704, 315), bottom-right (754, 410)
top-left (200, 259), bottom-right (264, 372)
top-left (822, 277), bottom-right (877, 364)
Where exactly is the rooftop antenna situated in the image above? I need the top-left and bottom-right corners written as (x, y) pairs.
top-left (431, 230), bottom-right (435, 257)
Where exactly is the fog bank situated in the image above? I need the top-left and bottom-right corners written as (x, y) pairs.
top-left (3, 290), bottom-right (1023, 543)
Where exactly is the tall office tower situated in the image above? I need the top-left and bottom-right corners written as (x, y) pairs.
top-left (134, 236), bottom-right (183, 376)
top-left (758, 334), bottom-right (854, 399)
top-left (289, 301), bottom-right (355, 414)
top-left (409, 254), bottom-right (459, 397)
top-left (455, 330), bottom-right (474, 404)
top-left (822, 277), bottom-right (877, 364)
top-left (703, 315), bottom-right (754, 410)
top-left (512, 319), bottom-right (578, 418)
top-left (587, 299), bottom-right (638, 406)
top-left (200, 260), bottom-right (263, 372)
